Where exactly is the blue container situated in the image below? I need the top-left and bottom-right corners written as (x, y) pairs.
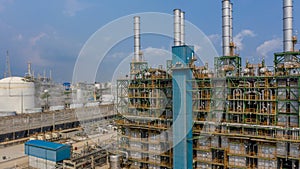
top-left (25, 140), bottom-right (71, 162)
top-left (63, 82), bottom-right (71, 91)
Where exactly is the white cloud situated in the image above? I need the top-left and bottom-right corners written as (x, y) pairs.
top-left (22, 47), bottom-right (45, 66)
top-left (17, 34), bottom-right (23, 40)
top-left (29, 32), bottom-right (47, 46)
top-left (11, 33), bottom-right (23, 41)
top-left (0, 0), bottom-right (13, 12)
top-left (143, 47), bottom-right (171, 68)
top-left (194, 44), bottom-right (203, 53)
top-left (110, 52), bottom-right (127, 59)
top-left (143, 47), bottom-right (170, 57)
top-left (233, 29), bottom-right (255, 50)
top-left (63, 0), bottom-right (89, 17)
top-left (256, 38), bottom-right (281, 58)
top-left (208, 34), bottom-right (221, 45)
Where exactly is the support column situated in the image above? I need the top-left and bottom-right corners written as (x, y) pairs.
top-left (172, 45), bottom-right (194, 169)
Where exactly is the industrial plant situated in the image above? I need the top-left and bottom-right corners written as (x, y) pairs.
top-left (116, 0), bottom-right (300, 169)
top-left (1, 0), bottom-right (300, 169)
top-left (0, 52), bottom-right (115, 168)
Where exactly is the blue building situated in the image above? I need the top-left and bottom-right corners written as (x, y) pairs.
top-left (25, 140), bottom-right (71, 169)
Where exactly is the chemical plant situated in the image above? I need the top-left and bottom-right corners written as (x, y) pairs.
top-left (1, 0), bottom-right (300, 169)
top-left (116, 0), bottom-right (300, 169)
top-left (0, 50), bottom-right (116, 168)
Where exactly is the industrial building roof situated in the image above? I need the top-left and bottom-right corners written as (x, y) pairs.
top-left (25, 140), bottom-right (68, 150)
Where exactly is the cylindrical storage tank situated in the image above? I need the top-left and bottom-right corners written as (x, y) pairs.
top-left (0, 77), bottom-right (35, 114)
top-left (109, 155), bottom-right (121, 169)
top-left (95, 83), bottom-right (101, 90)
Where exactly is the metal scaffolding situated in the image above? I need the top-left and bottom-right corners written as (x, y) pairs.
top-left (116, 69), bottom-right (173, 169)
top-left (192, 51), bottom-right (300, 169)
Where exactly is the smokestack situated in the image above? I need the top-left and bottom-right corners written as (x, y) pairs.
top-left (27, 62), bottom-right (32, 76)
top-left (283, 0), bottom-right (293, 52)
top-left (229, 2), bottom-right (233, 43)
top-left (180, 11), bottom-right (185, 45)
top-left (222, 0), bottom-right (231, 56)
top-left (134, 16), bottom-right (141, 62)
top-left (174, 9), bottom-right (181, 46)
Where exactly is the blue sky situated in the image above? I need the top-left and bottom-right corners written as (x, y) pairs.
top-left (0, 0), bottom-right (300, 82)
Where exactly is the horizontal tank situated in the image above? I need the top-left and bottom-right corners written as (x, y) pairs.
top-left (70, 103), bottom-right (83, 109)
top-left (49, 105), bottom-right (65, 111)
top-left (0, 77), bottom-right (35, 114)
top-left (25, 108), bottom-right (42, 114)
top-left (85, 102), bottom-right (100, 107)
top-left (0, 111), bottom-right (16, 117)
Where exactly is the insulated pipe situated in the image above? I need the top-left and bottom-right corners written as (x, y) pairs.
top-left (283, 0), bottom-right (293, 52)
top-left (229, 2), bottom-right (233, 42)
top-left (174, 9), bottom-right (181, 46)
top-left (222, 0), bottom-right (231, 56)
top-left (180, 11), bottom-right (185, 45)
top-left (134, 16), bottom-right (141, 62)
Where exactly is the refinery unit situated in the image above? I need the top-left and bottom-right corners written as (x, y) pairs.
top-left (1, 0), bottom-right (300, 169)
top-left (116, 0), bottom-right (300, 169)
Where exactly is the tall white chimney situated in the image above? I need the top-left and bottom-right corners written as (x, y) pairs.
top-left (283, 0), bottom-right (293, 52)
top-left (229, 2), bottom-right (233, 43)
top-left (134, 16), bottom-right (141, 61)
top-left (180, 11), bottom-right (185, 45)
top-left (174, 9), bottom-right (181, 46)
top-left (222, 0), bottom-right (231, 56)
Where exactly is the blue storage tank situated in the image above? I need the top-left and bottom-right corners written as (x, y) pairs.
top-left (25, 140), bottom-right (71, 162)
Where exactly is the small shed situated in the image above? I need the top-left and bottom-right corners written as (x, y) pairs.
top-left (25, 140), bottom-right (71, 169)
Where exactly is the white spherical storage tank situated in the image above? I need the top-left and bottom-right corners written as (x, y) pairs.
top-left (0, 77), bottom-right (35, 114)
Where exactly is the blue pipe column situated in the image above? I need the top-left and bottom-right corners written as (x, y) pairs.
top-left (172, 45), bottom-right (194, 169)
